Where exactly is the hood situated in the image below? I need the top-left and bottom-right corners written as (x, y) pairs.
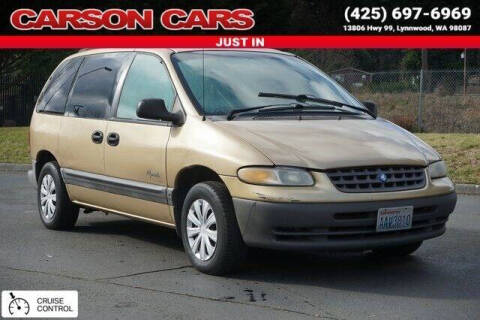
top-left (215, 118), bottom-right (440, 170)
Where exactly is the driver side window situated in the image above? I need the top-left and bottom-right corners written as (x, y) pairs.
top-left (117, 54), bottom-right (176, 120)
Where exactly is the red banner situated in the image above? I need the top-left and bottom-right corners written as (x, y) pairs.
top-left (0, 35), bottom-right (479, 48)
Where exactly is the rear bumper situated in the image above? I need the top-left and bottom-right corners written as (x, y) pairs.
top-left (233, 192), bottom-right (457, 251)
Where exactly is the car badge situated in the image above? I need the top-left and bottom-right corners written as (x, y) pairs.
top-left (378, 173), bottom-right (388, 183)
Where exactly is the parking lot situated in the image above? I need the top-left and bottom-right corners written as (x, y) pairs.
top-left (0, 172), bottom-right (479, 319)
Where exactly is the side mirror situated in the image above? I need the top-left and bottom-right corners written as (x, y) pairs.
top-left (136, 99), bottom-right (182, 125)
top-left (362, 101), bottom-right (377, 118)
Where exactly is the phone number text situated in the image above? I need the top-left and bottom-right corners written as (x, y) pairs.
top-left (344, 7), bottom-right (472, 23)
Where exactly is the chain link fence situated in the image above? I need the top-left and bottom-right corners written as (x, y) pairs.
top-left (331, 69), bottom-right (480, 133)
top-left (0, 74), bottom-right (46, 126)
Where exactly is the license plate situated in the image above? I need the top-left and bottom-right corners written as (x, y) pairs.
top-left (376, 206), bottom-right (413, 232)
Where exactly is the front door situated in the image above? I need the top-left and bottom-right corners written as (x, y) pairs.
top-left (103, 53), bottom-right (177, 224)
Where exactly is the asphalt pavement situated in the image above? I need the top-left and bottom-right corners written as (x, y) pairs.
top-left (0, 172), bottom-right (479, 319)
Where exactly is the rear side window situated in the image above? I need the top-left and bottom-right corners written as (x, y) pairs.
top-left (116, 54), bottom-right (176, 120)
top-left (66, 52), bottom-right (132, 119)
top-left (36, 57), bottom-right (83, 113)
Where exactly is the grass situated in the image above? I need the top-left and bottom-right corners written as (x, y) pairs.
top-left (355, 92), bottom-right (480, 133)
top-left (0, 127), bottom-right (478, 184)
top-left (417, 133), bottom-right (480, 184)
top-left (0, 127), bottom-right (30, 164)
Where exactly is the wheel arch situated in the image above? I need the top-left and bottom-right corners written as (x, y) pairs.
top-left (35, 150), bottom-right (58, 181)
top-left (172, 165), bottom-right (229, 236)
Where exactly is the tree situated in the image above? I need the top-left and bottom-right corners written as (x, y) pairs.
top-left (0, 50), bottom-right (74, 78)
top-left (400, 50), bottom-right (421, 70)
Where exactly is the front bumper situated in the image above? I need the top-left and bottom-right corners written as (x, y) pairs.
top-left (233, 192), bottom-right (457, 251)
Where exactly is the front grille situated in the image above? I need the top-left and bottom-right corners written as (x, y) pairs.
top-left (326, 166), bottom-right (426, 193)
top-left (273, 206), bottom-right (447, 242)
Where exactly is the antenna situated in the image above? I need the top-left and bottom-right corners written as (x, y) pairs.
top-left (202, 49), bottom-right (205, 115)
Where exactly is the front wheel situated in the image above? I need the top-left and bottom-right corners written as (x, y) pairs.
top-left (181, 181), bottom-right (247, 275)
top-left (371, 241), bottom-right (423, 257)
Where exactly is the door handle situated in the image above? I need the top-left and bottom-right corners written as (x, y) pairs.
top-left (107, 132), bottom-right (120, 146)
top-left (91, 130), bottom-right (103, 144)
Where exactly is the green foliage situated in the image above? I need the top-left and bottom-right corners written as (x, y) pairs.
top-left (401, 51), bottom-right (421, 70)
top-left (291, 49), bottom-right (479, 72)
top-left (0, 50), bottom-right (75, 78)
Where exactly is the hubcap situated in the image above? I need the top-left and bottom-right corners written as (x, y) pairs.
top-left (40, 174), bottom-right (56, 221)
top-left (186, 199), bottom-right (217, 261)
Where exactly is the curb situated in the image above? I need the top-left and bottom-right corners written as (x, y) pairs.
top-left (0, 163), bottom-right (479, 195)
top-left (455, 184), bottom-right (480, 195)
top-left (0, 163), bottom-right (30, 172)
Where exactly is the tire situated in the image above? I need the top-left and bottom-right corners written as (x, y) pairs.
top-left (37, 161), bottom-right (79, 230)
top-left (180, 181), bottom-right (247, 275)
top-left (371, 241), bottom-right (423, 257)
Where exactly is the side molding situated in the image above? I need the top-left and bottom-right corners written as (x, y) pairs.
top-left (61, 168), bottom-right (173, 204)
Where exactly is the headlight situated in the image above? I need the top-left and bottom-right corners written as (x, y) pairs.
top-left (428, 160), bottom-right (447, 179)
top-left (237, 167), bottom-right (314, 186)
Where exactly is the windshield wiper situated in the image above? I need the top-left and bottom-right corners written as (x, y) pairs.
top-left (254, 109), bottom-right (361, 119)
top-left (257, 104), bottom-right (347, 114)
top-left (226, 103), bottom-right (355, 120)
top-left (226, 103), bottom-right (295, 120)
top-left (258, 92), bottom-right (376, 118)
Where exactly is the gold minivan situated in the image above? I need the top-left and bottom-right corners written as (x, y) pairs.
top-left (28, 49), bottom-right (457, 274)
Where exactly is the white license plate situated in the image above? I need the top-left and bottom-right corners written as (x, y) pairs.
top-left (376, 206), bottom-right (413, 232)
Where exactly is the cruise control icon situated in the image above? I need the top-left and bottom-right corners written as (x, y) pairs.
top-left (8, 292), bottom-right (30, 317)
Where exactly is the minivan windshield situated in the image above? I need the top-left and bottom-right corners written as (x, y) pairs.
top-left (171, 50), bottom-right (366, 116)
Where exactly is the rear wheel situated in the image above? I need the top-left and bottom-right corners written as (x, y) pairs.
top-left (37, 162), bottom-right (79, 230)
top-left (181, 181), bottom-right (247, 275)
top-left (371, 241), bottom-right (422, 257)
